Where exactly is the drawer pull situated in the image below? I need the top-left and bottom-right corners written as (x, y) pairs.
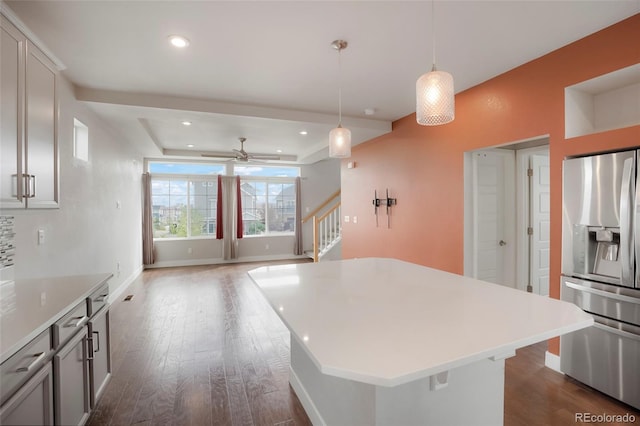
top-left (64, 316), bottom-right (87, 328)
top-left (95, 294), bottom-right (108, 303)
top-left (16, 351), bottom-right (46, 373)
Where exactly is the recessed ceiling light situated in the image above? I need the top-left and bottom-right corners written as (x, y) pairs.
top-left (187, 144), bottom-right (195, 148)
top-left (276, 149), bottom-right (283, 153)
top-left (364, 108), bottom-right (376, 116)
top-left (169, 35), bottom-right (190, 48)
top-left (181, 121), bottom-right (192, 126)
top-left (299, 130), bottom-right (308, 135)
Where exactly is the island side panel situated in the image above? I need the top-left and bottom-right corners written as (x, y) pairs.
top-left (290, 337), bottom-right (505, 426)
top-left (375, 357), bottom-right (505, 425)
top-left (290, 337), bottom-right (376, 425)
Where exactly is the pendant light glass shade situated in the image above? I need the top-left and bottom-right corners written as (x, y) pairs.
top-left (416, 69), bottom-right (455, 126)
top-left (329, 125), bottom-right (351, 158)
top-left (329, 39), bottom-right (351, 158)
top-left (416, 1), bottom-right (455, 126)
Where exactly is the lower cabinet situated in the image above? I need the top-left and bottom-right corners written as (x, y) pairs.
top-left (54, 329), bottom-right (90, 426)
top-left (88, 308), bottom-right (111, 408)
top-left (0, 363), bottom-right (54, 425)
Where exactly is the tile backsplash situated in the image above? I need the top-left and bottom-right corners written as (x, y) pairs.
top-left (0, 216), bottom-right (16, 274)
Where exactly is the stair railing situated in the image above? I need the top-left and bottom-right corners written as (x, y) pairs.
top-left (312, 203), bottom-right (341, 262)
top-left (303, 190), bottom-right (341, 262)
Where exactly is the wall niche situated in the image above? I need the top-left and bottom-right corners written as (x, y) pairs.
top-left (565, 63), bottom-right (640, 139)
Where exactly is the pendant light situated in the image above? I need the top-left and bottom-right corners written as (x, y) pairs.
top-left (416, 1), bottom-right (455, 126)
top-left (329, 39), bottom-right (351, 158)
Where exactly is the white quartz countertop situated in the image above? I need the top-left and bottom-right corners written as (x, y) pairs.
top-left (248, 258), bottom-right (593, 387)
top-left (0, 273), bottom-right (112, 364)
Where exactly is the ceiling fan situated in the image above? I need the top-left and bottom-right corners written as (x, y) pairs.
top-left (201, 137), bottom-right (281, 162)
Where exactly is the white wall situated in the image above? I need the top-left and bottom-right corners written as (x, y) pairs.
top-left (300, 159), bottom-right (341, 253)
top-left (1, 74), bottom-right (144, 296)
top-left (150, 158), bottom-right (342, 267)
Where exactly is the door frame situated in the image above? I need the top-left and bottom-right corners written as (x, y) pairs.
top-left (464, 135), bottom-right (549, 290)
top-left (515, 145), bottom-right (550, 293)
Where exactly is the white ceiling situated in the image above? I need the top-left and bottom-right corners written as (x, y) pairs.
top-left (4, 1), bottom-right (639, 163)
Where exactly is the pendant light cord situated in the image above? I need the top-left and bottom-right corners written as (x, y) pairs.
top-left (431, 0), bottom-right (437, 71)
top-left (338, 47), bottom-right (343, 126)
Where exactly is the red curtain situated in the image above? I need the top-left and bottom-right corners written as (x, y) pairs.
top-left (216, 174), bottom-right (223, 239)
top-left (236, 175), bottom-right (243, 239)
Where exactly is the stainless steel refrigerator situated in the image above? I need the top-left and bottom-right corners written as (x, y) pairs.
top-left (561, 149), bottom-right (640, 410)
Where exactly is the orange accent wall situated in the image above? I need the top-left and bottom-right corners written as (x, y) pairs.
top-left (341, 15), bottom-right (640, 356)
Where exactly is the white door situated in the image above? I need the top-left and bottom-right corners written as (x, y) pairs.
top-left (471, 150), bottom-right (516, 286)
top-left (530, 154), bottom-right (550, 295)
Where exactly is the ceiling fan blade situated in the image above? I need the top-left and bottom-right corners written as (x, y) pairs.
top-left (248, 154), bottom-right (281, 160)
top-left (200, 152), bottom-right (239, 159)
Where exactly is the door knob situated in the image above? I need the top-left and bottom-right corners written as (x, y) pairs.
top-left (499, 240), bottom-right (507, 246)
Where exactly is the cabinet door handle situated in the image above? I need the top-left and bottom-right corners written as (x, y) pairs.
top-left (93, 331), bottom-right (100, 353)
top-left (64, 315), bottom-right (87, 328)
top-left (28, 174), bottom-right (36, 198)
top-left (16, 351), bottom-right (46, 373)
top-left (95, 294), bottom-right (108, 303)
top-left (22, 174), bottom-right (30, 198)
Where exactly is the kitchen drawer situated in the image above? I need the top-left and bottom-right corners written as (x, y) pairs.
top-left (87, 283), bottom-right (109, 318)
top-left (52, 301), bottom-right (88, 349)
top-left (0, 328), bottom-right (51, 405)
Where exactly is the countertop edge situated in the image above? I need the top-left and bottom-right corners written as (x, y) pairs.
top-left (0, 273), bottom-right (113, 364)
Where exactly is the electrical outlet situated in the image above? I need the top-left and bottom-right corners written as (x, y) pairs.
top-left (353, 216), bottom-right (358, 224)
top-left (344, 216), bottom-right (350, 223)
top-left (37, 229), bottom-right (45, 245)
top-left (265, 244), bottom-right (269, 250)
top-left (188, 247), bottom-right (193, 254)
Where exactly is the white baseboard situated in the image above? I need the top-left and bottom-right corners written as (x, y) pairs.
top-left (289, 366), bottom-right (325, 426)
top-left (146, 254), bottom-right (309, 269)
top-left (544, 350), bottom-right (562, 373)
top-left (109, 265), bottom-right (143, 303)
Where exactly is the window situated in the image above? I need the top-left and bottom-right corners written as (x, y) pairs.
top-left (73, 118), bottom-right (89, 161)
top-left (234, 165), bottom-right (299, 236)
top-left (148, 161), bottom-right (225, 239)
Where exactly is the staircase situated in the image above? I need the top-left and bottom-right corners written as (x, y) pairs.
top-left (302, 190), bottom-right (342, 262)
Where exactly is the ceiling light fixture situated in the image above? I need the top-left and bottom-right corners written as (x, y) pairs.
top-left (181, 120), bottom-right (192, 126)
top-left (168, 35), bottom-right (190, 48)
top-left (299, 130), bottom-right (308, 135)
top-left (187, 144), bottom-right (195, 148)
top-left (416, 1), bottom-right (454, 126)
top-left (329, 39), bottom-right (351, 158)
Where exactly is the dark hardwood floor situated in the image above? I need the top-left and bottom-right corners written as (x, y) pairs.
top-left (88, 261), bottom-right (639, 426)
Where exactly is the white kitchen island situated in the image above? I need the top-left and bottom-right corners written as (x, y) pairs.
top-left (248, 258), bottom-right (593, 426)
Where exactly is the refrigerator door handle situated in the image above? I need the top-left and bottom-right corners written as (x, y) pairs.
top-left (593, 321), bottom-right (640, 343)
top-left (564, 280), bottom-right (640, 305)
top-left (620, 157), bottom-right (634, 287)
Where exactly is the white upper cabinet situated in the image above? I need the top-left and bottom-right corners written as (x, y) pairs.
top-left (0, 15), bottom-right (58, 209)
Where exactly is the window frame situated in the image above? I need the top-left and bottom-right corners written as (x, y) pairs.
top-left (147, 158), bottom-right (226, 241)
top-left (238, 175), bottom-right (298, 238)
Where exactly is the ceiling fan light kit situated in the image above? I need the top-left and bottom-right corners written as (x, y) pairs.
top-left (329, 39), bottom-right (351, 158)
top-left (416, 1), bottom-right (455, 126)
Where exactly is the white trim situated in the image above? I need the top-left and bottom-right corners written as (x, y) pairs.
top-left (289, 366), bottom-right (326, 426)
top-left (145, 254), bottom-right (309, 269)
top-left (0, 1), bottom-right (66, 70)
top-left (109, 265), bottom-right (143, 303)
top-left (544, 350), bottom-right (562, 373)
